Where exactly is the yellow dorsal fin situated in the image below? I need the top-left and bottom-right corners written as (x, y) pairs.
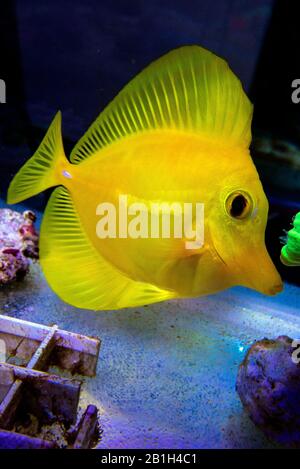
top-left (70, 45), bottom-right (253, 164)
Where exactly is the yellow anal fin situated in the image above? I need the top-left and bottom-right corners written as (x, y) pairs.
top-left (40, 186), bottom-right (174, 310)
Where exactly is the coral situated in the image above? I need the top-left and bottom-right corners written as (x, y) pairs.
top-left (0, 209), bottom-right (39, 284)
top-left (236, 336), bottom-right (300, 447)
top-left (281, 212), bottom-right (300, 266)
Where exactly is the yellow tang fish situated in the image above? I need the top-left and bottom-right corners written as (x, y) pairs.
top-left (7, 46), bottom-right (283, 310)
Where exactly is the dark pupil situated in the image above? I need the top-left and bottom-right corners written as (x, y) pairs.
top-left (230, 195), bottom-right (247, 217)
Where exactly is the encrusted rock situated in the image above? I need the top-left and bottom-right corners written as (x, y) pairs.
top-left (0, 209), bottom-right (39, 284)
top-left (236, 336), bottom-right (300, 447)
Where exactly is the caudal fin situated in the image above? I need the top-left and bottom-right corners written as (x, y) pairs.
top-left (7, 111), bottom-right (66, 204)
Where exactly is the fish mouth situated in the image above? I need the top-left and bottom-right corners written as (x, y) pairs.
top-left (236, 248), bottom-right (283, 296)
top-left (266, 283), bottom-right (284, 295)
top-left (239, 273), bottom-right (283, 296)
top-left (211, 243), bottom-right (283, 296)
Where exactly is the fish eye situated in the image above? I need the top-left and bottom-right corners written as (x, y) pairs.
top-left (225, 191), bottom-right (253, 220)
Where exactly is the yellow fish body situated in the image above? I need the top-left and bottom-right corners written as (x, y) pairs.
top-left (7, 46), bottom-right (283, 310)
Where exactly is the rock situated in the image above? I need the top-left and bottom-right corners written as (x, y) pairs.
top-left (236, 335), bottom-right (300, 447)
top-left (0, 209), bottom-right (39, 284)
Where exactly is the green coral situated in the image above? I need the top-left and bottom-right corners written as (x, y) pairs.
top-left (281, 212), bottom-right (300, 266)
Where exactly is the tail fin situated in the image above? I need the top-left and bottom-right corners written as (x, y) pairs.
top-left (7, 111), bottom-right (66, 204)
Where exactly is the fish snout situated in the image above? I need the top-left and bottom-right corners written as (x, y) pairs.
top-left (236, 247), bottom-right (283, 296)
top-left (245, 273), bottom-right (283, 296)
top-left (262, 281), bottom-right (284, 296)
